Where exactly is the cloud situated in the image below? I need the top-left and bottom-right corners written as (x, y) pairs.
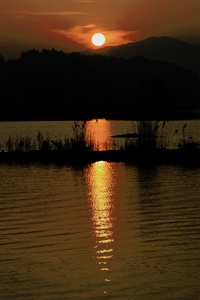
top-left (103, 29), bottom-right (140, 46)
top-left (51, 24), bottom-right (140, 49)
top-left (9, 10), bottom-right (88, 17)
top-left (74, 0), bottom-right (97, 2)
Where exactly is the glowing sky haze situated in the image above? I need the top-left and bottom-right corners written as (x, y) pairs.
top-left (1, 0), bottom-right (200, 58)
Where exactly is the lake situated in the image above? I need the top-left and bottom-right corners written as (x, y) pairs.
top-left (1, 119), bottom-right (200, 151)
top-left (1, 120), bottom-right (200, 299)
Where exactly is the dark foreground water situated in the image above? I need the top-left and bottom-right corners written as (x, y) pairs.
top-left (1, 162), bottom-right (200, 300)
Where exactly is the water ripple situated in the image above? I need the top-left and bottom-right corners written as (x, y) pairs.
top-left (1, 163), bottom-right (200, 299)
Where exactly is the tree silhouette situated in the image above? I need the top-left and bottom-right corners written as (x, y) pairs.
top-left (0, 49), bottom-right (200, 120)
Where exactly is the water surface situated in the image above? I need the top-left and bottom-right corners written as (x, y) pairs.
top-left (1, 119), bottom-right (200, 151)
top-left (1, 162), bottom-right (200, 299)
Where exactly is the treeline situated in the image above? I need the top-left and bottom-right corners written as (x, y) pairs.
top-left (0, 49), bottom-right (200, 120)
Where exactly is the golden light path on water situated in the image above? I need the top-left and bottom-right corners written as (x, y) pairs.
top-left (85, 118), bottom-right (118, 294)
top-left (86, 119), bottom-right (112, 151)
top-left (85, 159), bottom-right (116, 293)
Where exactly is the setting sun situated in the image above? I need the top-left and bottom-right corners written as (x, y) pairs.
top-left (92, 33), bottom-right (105, 47)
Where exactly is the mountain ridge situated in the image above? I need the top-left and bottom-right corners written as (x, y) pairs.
top-left (85, 36), bottom-right (200, 73)
top-left (1, 39), bottom-right (200, 120)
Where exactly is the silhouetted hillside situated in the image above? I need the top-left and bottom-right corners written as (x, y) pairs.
top-left (87, 36), bottom-right (200, 74)
top-left (0, 48), bottom-right (200, 120)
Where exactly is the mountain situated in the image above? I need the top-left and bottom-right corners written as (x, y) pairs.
top-left (87, 36), bottom-right (200, 74)
top-left (1, 47), bottom-right (200, 120)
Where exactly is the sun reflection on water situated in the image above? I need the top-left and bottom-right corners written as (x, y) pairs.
top-left (85, 160), bottom-right (116, 286)
top-left (86, 119), bottom-right (112, 150)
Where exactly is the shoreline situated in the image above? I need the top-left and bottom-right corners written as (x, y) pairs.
top-left (1, 148), bottom-right (200, 166)
top-left (1, 109), bottom-right (200, 122)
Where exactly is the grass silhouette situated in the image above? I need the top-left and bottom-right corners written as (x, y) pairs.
top-left (1, 121), bottom-right (200, 165)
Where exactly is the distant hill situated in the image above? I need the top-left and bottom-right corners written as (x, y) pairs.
top-left (86, 36), bottom-right (200, 74)
top-left (0, 48), bottom-right (200, 120)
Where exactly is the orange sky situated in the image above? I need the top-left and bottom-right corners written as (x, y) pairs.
top-left (1, 0), bottom-right (200, 58)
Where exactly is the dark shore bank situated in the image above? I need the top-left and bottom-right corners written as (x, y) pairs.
top-left (1, 108), bottom-right (200, 122)
top-left (1, 147), bottom-right (200, 166)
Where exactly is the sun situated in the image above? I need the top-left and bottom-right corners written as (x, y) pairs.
top-left (92, 33), bottom-right (105, 47)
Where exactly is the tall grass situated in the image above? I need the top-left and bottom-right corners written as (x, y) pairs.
top-left (5, 121), bottom-right (94, 153)
top-left (50, 121), bottom-right (94, 152)
top-left (6, 135), bottom-right (32, 152)
top-left (124, 120), bottom-right (178, 150)
top-left (178, 123), bottom-right (200, 150)
top-left (5, 120), bottom-right (182, 153)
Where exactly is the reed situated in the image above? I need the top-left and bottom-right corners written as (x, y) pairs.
top-left (4, 121), bottom-right (94, 153)
top-left (123, 120), bottom-right (178, 151)
top-left (178, 123), bottom-right (200, 150)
